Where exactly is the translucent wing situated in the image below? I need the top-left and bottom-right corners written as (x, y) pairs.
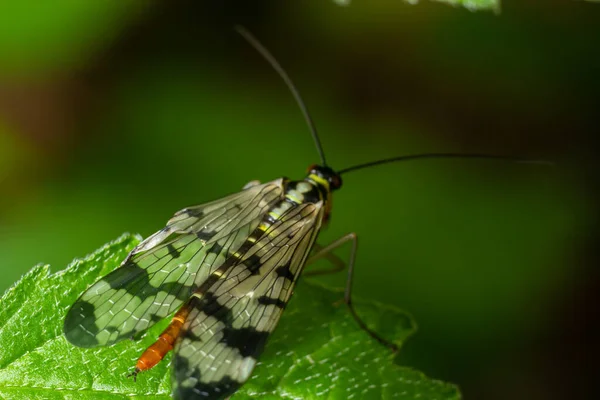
top-left (64, 179), bottom-right (285, 348)
top-left (172, 201), bottom-right (324, 400)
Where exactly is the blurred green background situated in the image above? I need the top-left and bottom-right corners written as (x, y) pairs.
top-left (0, 1), bottom-right (596, 399)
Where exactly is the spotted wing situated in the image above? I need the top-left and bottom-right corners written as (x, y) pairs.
top-left (172, 201), bottom-right (325, 400)
top-left (64, 179), bottom-right (285, 348)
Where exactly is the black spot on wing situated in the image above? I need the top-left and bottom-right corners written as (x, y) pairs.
top-left (99, 264), bottom-right (193, 309)
top-left (102, 325), bottom-right (130, 343)
top-left (64, 300), bottom-right (100, 347)
top-left (196, 230), bottom-right (216, 242)
top-left (275, 261), bottom-right (295, 282)
top-left (167, 243), bottom-right (181, 258)
top-left (208, 242), bottom-right (224, 255)
top-left (106, 261), bottom-right (150, 290)
top-left (65, 319), bottom-right (129, 348)
top-left (135, 280), bottom-right (194, 303)
top-left (150, 313), bottom-right (164, 323)
top-left (181, 294), bottom-right (235, 345)
top-left (196, 292), bottom-right (234, 325)
top-left (172, 353), bottom-right (193, 383)
top-left (220, 326), bottom-right (269, 358)
top-left (257, 295), bottom-right (286, 309)
top-left (245, 254), bottom-right (262, 276)
top-left (172, 355), bottom-right (240, 400)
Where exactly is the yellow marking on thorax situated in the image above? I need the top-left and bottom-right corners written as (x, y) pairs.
top-left (308, 174), bottom-right (330, 190)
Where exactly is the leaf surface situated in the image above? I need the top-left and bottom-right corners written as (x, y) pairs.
top-left (0, 234), bottom-right (460, 399)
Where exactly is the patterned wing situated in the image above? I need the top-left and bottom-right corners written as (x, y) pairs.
top-left (172, 201), bottom-right (325, 400)
top-left (64, 179), bottom-right (285, 348)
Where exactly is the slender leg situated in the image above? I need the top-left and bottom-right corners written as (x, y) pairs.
top-left (305, 233), bottom-right (398, 352)
top-left (304, 243), bottom-right (346, 276)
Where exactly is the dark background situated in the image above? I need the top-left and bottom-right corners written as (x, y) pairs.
top-left (0, 1), bottom-right (597, 399)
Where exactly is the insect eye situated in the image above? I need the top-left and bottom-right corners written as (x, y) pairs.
top-left (330, 175), bottom-right (342, 189)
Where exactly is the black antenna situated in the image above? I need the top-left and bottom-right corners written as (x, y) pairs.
top-left (338, 153), bottom-right (553, 175)
top-left (235, 25), bottom-right (328, 166)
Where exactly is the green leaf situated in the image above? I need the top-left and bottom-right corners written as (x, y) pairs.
top-left (332, 0), bottom-right (500, 12)
top-left (431, 0), bottom-right (499, 12)
top-left (0, 234), bottom-right (460, 399)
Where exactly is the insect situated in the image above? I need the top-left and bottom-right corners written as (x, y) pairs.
top-left (63, 27), bottom-right (547, 400)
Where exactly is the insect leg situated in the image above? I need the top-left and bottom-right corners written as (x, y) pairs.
top-left (303, 243), bottom-right (346, 276)
top-left (305, 233), bottom-right (399, 352)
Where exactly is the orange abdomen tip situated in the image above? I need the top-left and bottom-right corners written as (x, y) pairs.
top-left (132, 310), bottom-right (188, 375)
top-left (135, 336), bottom-right (174, 371)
